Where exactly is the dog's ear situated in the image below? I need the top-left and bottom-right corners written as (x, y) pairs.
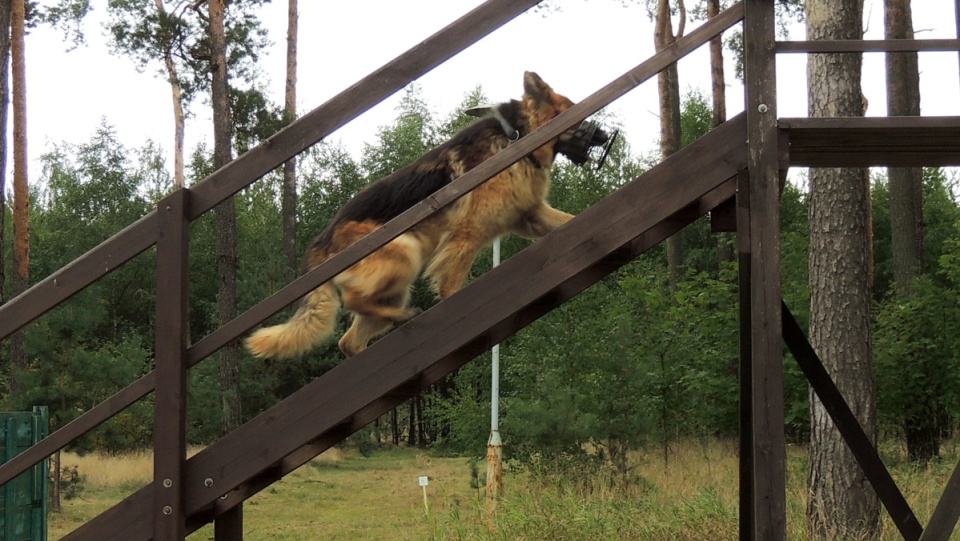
top-left (523, 71), bottom-right (552, 99)
top-left (464, 105), bottom-right (494, 118)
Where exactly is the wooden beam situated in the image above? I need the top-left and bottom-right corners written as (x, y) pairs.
top-left (744, 0), bottom-right (785, 539)
top-left (153, 189), bottom-right (190, 541)
top-left (781, 302), bottom-right (923, 540)
top-left (781, 116), bottom-right (960, 167)
top-left (736, 169), bottom-right (753, 541)
top-left (919, 459), bottom-right (960, 540)
top-left (777, 38), bottom-right (960, 53)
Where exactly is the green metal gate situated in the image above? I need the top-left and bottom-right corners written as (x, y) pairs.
top-left (0, 406), bottom-right (49, 541)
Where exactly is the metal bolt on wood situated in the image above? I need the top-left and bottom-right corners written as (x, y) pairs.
top-left (163, 478), bottom-right (172, 488)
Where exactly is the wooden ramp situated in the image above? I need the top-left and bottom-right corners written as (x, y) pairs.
top-left (62, 115), bottom-right (748, 541)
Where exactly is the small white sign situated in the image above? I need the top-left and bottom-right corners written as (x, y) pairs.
top-left (418, 476), bottom-right (429, 487)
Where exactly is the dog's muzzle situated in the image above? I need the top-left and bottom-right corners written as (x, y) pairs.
top-left (555, 120), bottom-right (619, 169)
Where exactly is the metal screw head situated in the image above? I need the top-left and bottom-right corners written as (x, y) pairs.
top-left (162, 478), bottom-right (173, 488)
top-left (162, 505), bottom-right (173, 516)
top-left (204, 478), bottom-right (214, 488)
top-left (758, 103), bottom-right (769, 114)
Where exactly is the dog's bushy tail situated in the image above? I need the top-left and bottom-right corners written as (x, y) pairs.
top-left (245, 281), bottom-right (340, 359)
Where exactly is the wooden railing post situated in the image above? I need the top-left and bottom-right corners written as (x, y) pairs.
top-left (743, 0), bottom-right (785, 539)
top-left (154, 189), bottom-right (190, 541)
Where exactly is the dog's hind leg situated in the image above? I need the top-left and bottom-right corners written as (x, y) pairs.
top-left (425, 232), bottom-right (487, 299)
top-left (335, 233), bottom-right (423, 322)
top-left (338, 314), bottom-right (393, 357)
top-left (338, 292), bottom-right (411, 357)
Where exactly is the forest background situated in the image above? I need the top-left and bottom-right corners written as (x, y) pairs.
top-left (1, 0), bottom-right (960, 517)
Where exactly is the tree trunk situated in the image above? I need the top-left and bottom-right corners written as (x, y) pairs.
top-left (886, 0), bottom-right (935, 463)
top-left (407, 398), bottom-right (416, 447)
top-left (654, 0), bottom-right (685, 289)
top-left (10, 0), bottom-right (27, 399)
top-left (707, 0), bottom-right (726, 129)
top-left (392, 407), bottom-right (399, 445)
top-left (707, 0), bottom-right (734, 265)
top-left (209, 0), bottom-right (240, 435)
top-left (153, 0), bottom-right (186, 188)
top-left (0, 0), bottom-right (10, 311)
top-left (51, 450), bottom-right (61, 511)
top-left (806, 1), bottom-right (880, 538)
top-left (417, 394), bottom-right (427, 448)
top-left (282, 0), bottom-right (299, 279)
top-left (885, 0), bottom-right (923, 295)
top-left (209, 1), bottom-right (242, 535)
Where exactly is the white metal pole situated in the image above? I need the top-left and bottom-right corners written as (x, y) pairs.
top-left (490, 237), bottom-right (501, 432)
top-left (486, 237), bottom-right (503, 526)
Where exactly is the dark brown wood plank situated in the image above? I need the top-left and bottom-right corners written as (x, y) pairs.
top-left (65, 113), bottom-right (748, 541)
top-left (0, 0), bottom-right (543, 343)
top-left (187, 0), bottom-right (747, 366)
top-left (777, 38), bottom-right (960, 53)
top-left (781, 116), bottom-right (960, 167)
top-left (781, 302), bottom-right (923, 540)
top-left (744, 0), bottom-right (786, 539)
top-left (736, 169), bottom-right (753, 541)
top-left (920, 459), bottom-right (960, 540)
top-left (153, 189), bottom-right (190, 541)
top-left (214, 507), bottom-right (243, 541)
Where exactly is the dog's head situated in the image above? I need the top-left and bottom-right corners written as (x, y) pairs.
top-left (467, 72), bottom-right (617, 169)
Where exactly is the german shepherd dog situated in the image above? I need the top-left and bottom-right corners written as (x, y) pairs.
top-left (246, 72), bottom-right (604, 359)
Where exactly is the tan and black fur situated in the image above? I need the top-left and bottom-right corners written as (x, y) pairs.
top-left (245, 72), bottom-right (577, 359)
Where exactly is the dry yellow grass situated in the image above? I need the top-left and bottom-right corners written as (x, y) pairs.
top-left (48, 440), bottom-right (960, 540)
top-left (57, 446), bottom-right (208, 487)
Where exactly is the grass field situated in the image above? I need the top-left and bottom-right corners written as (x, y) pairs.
top-left (48, 440), bottom-right (960, 540)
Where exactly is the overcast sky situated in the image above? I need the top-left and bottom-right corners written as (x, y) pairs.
top-left (17, 0), bottom-right (960, 182)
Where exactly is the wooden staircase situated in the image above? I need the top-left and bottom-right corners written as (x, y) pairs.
top-left (62, 110), bottom-right (748, 541)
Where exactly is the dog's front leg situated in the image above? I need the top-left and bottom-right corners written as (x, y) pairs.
top-left (512, 203), bottom-right (574, 239)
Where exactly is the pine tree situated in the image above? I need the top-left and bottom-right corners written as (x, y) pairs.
top-left (806, 0), bottom-right (880, 537)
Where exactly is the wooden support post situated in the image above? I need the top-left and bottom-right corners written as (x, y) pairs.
top-left (743, 1), bottom-right (785, 540)
top-left (215, 506), bottom-right (243, 541)
top-left (154, 189), bottom-right (190, 541)
top-left (736, 169), bottom-right (753, 541)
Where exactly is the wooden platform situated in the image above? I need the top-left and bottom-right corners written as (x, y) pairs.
top-left (781, 116), bottom-right (960, 167)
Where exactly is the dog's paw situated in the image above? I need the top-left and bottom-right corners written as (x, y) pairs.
top-left (396, 307), bottom-right (422, 322)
